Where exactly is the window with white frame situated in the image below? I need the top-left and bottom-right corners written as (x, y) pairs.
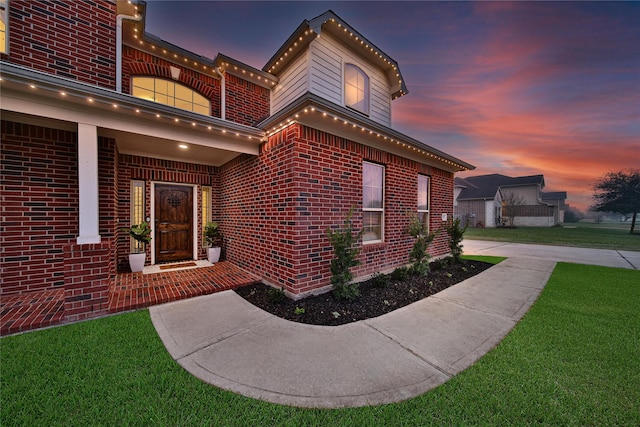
top-left (418, 175), bottom-right (430, 231)
top-left (131, 77), bottom-right (210, 116)
top-left (345, 64), bottom-right (369, 115)
top-left (0, 0), bottom-right (8, 54)
top-left (130, 180), bottom-right (145, 253)
top-left (201, 186), bottom-right (211, 247)
top-left (363, 161), bottom-right (384, 243)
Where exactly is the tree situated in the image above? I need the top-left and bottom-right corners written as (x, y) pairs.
top-left (591, 169), bottom-right (640, 234)
top-left (501, 191), bottom-right (527, 227)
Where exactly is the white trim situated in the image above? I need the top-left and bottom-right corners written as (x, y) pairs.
top-left (77, 123), bottom-right (101, 244)
top-left (362, 161), bottom-right (385, 244)
top-left (150, 182), bottom-right (198, 264)
top-left (418, 174), bottom-right (430, 232)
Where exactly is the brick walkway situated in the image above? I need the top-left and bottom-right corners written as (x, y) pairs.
top-left (108, 261), bottom-right (260, 313)
top-left (0, 289), bottom-right (66, 336)
top-left (0, 261), bottom-right (260, 336)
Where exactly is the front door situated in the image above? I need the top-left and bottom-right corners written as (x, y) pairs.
top-left (155, 184), bottom-right (193, 263)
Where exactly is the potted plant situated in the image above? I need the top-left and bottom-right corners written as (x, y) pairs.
top-left (124, 221), bottom-right (152, 272)
top-left (204, 221), bottom-right (222, 263)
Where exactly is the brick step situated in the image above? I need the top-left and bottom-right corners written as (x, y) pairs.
top-left (1, 289), bottom-right (66, 336)
top-left (109, 261), bottom-right (260, 313)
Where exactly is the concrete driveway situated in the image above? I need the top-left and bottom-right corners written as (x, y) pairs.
top-left (463, 239), bottom-right (639, 269)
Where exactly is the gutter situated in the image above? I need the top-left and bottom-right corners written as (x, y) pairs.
top-left (116, 12), bottom-right (143, 93)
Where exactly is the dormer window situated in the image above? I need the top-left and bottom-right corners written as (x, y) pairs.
top-left (344, 64), bottom-right (369, 115)
top-left (131, 77), bottom-right (211, 116)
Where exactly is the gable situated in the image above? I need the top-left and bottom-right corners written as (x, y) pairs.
top-left (265, 11), bottom-right (406, 127)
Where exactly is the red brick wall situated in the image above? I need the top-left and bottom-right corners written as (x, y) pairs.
top-left (1, 121), bottom-right (79, 296)
top-left (225, 73), bottom-right (271, 126)
top-left (116, 154), bottom-right (218, 270)
top-left (1, 121), bottom-right (119, 315)
top-left (6, 0), bottom-right (116, 89)
top-left (220, 123), bottom-right (454, 296)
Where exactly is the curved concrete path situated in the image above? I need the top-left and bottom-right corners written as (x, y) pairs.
top-left (150, 257), bottom-right (554, 408)
top-left (463, 239), bottom-right (640, 269)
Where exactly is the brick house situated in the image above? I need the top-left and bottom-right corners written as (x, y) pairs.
top-left (1, 0), bottom-right (473, 326)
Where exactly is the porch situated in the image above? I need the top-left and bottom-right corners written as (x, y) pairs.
top-left (0, 261), bottom-right (259, 336)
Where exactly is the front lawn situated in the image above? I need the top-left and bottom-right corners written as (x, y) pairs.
top-left (2, 262), bottom-right (638, 425)
top-left (464, 221), bottom-right (640, 251)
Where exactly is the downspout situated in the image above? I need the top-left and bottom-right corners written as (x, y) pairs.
top-left (116, 12), bottom-right (142, 93)
top-left (215, 67), bottom-right (226, 120)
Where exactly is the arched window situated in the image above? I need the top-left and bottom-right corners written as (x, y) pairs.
top-left (344, 64), bottom-right (369, 115)
top-left (131, 77), bottom-right (211, 116)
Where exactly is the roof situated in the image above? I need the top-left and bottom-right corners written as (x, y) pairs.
top-left (455, 174), bottom-right (545, 201)
top-left (257, 92), bottom-right (475, 172)
top-left (263, 10), bottom-right (408, 99)
top-left (541, 191), bottom-right (567, 200)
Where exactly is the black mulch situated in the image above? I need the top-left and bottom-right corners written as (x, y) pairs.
top-left (235, 259), bottom-right (494, 326)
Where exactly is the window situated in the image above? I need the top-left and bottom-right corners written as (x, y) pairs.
top-left (0, 0), bottom-right (8, 54)
top-left (130, 180), bottom-right (145, 253)
top-left (201, 186), bottom-right (211, 247)
top-left (131, 77), bottom-right (210, 116)
top-left (418, 175), bottom-right (430, 231)
top-left (363, 161), bottom-right (384, 243)
top-left (345, 64), bottom-right (369, 115)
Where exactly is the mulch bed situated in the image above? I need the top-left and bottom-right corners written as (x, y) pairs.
top-left (235, 259), bottom-right (493, 326)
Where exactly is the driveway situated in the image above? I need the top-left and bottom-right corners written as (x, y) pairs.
top-left (463, 239), bottom-right (639, 269)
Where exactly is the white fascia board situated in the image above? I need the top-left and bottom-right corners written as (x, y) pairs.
top-left (1, 89), bottom-right (259, 155)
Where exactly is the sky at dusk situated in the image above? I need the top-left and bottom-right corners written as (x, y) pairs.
top-left (144, 1), bottom-right (640, 211)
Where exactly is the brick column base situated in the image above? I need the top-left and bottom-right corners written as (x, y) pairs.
top-left (63, 241), bottom-right (113, 322)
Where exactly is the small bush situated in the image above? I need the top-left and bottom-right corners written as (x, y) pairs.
top-left (371, 272), bottom-right (390, 288)
top-left (326, 209), bottom-right (363, 300)
top-left (407, 213), bottom-right (438, 276)
top-left (391, 266), bottom-right (410, 281)
top-left (444, 218), bottom-right (467, 263)
top-left (266, 287), bottom-right (285, 304)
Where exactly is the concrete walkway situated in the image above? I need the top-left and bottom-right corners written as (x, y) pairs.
top-left (150, 257), bottom-right (555, 408)
top-left (463, 239), bottom-right (640, 269)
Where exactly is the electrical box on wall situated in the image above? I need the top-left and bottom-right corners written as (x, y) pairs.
top-left (442, 213), bottom-right (448, 221)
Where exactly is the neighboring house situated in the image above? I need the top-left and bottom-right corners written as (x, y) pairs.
top-left (454, 174), bottom-right (566, 227)
top-left (541, 191), bottom-right (567, 224)
top-left (0, 1), bottom-right (473, 323)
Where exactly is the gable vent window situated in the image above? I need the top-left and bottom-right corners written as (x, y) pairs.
top-left (345, 64), bottom-right (369, 115)
top-left (131, 77), bottom-right (211, 116)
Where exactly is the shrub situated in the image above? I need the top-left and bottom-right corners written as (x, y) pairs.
top-left (266, 287), bottom-right (285, 304)
top-left (407, 213), bottom-right (438, 276)
top-left (391, 266), bottom-right (409, 281)
top-left (444, 218), bottom-right (467, 263)
top-left (371, 272), bottom-right (390, 288)
top-left (326, 209), bottom-right (363, 300)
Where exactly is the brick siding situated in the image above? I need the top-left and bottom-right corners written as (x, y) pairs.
top-left (6, 0), bottom-right (116, 89)
top-left (225, 73), bottom-right (270, 126)
top-left (220, 123), bottom-right (454, 297)
top-left (1, 121), bottom-right (79, 296)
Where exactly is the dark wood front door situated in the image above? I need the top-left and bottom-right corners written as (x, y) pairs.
top-left (155, 184), bottom-right (193, 263)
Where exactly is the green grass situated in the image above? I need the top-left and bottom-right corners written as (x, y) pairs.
top-left (2, 263), bottom-right (639, 425)
top-left (464, 221), bottom-right (640, 251)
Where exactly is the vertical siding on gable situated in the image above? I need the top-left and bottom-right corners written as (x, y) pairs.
top-left (271, 51), bottom-right (308, 115)
top-left (309, 33), bottom-right (392, 127)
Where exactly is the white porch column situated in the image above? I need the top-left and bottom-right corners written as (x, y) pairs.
top-left (77, 123), bottom-right (101, 244)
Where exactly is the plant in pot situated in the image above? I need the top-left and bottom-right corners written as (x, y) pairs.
top-left (124, 221), bottom-right (152, 273)
top-left (204, 221), bottom-right (222, 263)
